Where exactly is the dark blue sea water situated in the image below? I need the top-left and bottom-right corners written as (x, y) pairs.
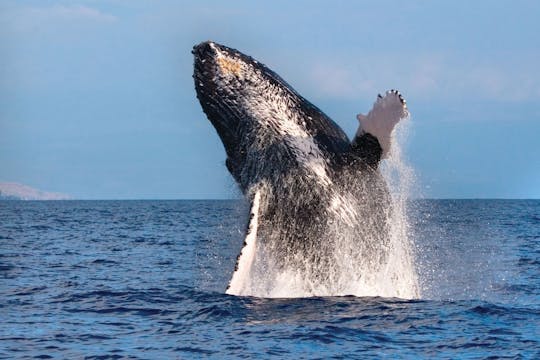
top-left (1, 200), bottom-right (539, 359)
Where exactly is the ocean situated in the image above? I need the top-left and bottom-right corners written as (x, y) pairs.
top-left (1, 200), bottom-right (539, 359)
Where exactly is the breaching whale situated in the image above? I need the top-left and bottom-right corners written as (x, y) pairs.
top-left (192, 41), bottom-right (409, 297)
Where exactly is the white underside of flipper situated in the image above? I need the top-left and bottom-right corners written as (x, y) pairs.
top-left (226, 190), bottom-right (262, 295)
top-left (356, 90), bottom-right (409, 158)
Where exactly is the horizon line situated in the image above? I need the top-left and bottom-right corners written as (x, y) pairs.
top-left (1, 198), bottom-right (539, 201)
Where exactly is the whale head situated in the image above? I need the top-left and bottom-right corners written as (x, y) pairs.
top-left (193, 41), bottom-right (247, 156)
top-left (193, 41), bottom-right (305, 183)
top-left (193, 41), bottom-right (301, 185)
top-left (192, 41), bottom-right (293, 155)
top-left (193, 41), bottom-right (350, 185)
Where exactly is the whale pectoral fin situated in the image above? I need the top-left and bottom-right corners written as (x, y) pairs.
top-left (351, 90), bottom-right (409, 166)
top-left (226, 190), bottom-right (262, 295)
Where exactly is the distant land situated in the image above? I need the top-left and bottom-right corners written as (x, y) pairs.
top-left (0, 182), bottom-right (71, 200)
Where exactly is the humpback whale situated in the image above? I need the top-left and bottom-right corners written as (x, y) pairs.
top-left (192, 41), bottom-right (409, 297)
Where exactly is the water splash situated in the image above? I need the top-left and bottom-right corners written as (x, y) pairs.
top-left (221, 117), bottom-right (420, 299)
top-left (378, 115), bottom-right (420, 299)
top-left (226, 117), bottom-right (420, 299)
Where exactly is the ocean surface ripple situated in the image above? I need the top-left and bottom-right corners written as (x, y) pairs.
top-left (1, 200), bottom-right (539, 359)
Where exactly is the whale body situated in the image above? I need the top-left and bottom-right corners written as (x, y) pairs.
top-left (192, 41), bottom-right (409, 296)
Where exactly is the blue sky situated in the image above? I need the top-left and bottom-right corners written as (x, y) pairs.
top-left (1, 1), bottom-right (539, 199)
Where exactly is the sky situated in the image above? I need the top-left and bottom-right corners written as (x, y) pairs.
top-left (1, 0), bottom-right (539, 199)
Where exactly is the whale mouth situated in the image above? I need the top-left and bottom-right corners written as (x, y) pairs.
top-left (193, 41), bottom-right (245, 158)
top-left (192, 41), bottom-right (227, 99)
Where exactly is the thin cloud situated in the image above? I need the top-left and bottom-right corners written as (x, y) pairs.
top-left (1, 4), bottom-right (117, 33)
top-left (28, 5), bottom-right (117, 23)
top-left (301, 52), bottom-right (540, 103)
